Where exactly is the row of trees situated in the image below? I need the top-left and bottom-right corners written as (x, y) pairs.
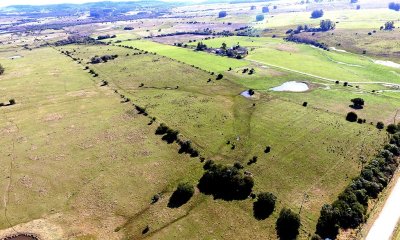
top-left (285, 34), bottom-right (329, 51)
top-left (90, 54), bottom-right (118, 64)
top-left (316, 128), bottom-right (400, 239)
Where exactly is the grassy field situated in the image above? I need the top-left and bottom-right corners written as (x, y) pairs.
top-left (0, 47), bottom-right (201, 239)
top-left (1, 2), bottom-right (400, 239)
top-left (55, 43), bottom-right (388, 239)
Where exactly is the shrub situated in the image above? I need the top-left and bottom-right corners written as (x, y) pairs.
top-left (351, 98), bottom-right (365, 109)
top-left (216, 73), bottom-right (224, 80)
top-left (0, 64), bottom-right (4, 75)
top-left (253, 192), bottom-right (276, 220)
top-left (198, 163), bottom-right (254, 200)
top-left (9, 99), bottom-right (15, 105)
top-left (264, 146), bottom-right (271, 153)
top-left (276, 208), bottom-right (300, 240)
top-left (303, 102), bottom-right (308, 107)
top-left (376, 121), bottom-right (385, 130)
top-left (346, 112), bottom-right (358, 122)
top-left (262, 6), bottom-right (269, 13)
top-left (311, 9), bottom-right (324, 19)
top-left (168, 182), bottom-right (194, 208)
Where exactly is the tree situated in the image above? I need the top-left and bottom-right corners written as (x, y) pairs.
top-left (384, 21), bottom-right (395, 30)
top-left (9, 99), bottom-right (16, 105)
top-left (256, 14), bottom-right (265, 21)
top-left (168, 182), bottom-right (194, 208)
top-left (262, 6), bottom-right (269, 13)
top-left (350, 98), bottom-right (365, 109)
top-left (196, 42), bottom-right (207, 51)
top-left (377, 121), bottom-right (385, 130)
top-left (0, 64), bottom-right (4, 75)
top-left (346, 112), bottom-right (358, 122)
top-left (216, 73), bottom-right (223, 80)
top-left (221, 42), bottom-right (227, 50)
top-left (311, 9), bottom-right (324, 18)
top-left (387, 124), bottom-right (398, 134)
top-left (253, 192), bottom-right (276, 220)
top-left (218, 11), bottom-right (227, 18)
top-left (276, 208), bottom-right (300, 240)
top-left (316, 204), bottom-right (339, 239)
top-left (320, 19), bottom-right (336, 31)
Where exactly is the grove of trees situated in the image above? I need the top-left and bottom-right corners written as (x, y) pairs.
top-left (198, 161), bottom-right (254, 200)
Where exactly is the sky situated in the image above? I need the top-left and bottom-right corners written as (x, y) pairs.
top-left (0, 0), bottom-right (132, 7)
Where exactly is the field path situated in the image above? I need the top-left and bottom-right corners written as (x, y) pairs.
top-left (366, 176), bottom-right (400, 240)
top-left (247, 59), bottom-right (400, 87)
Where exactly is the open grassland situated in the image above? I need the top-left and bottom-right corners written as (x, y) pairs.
top-left (256, 9), bottom-right (400, 30)
top-left (60, 43), bottom-right (388, 238)
top-left (0, 47), bottom-right (202, 239)
top-left (245, 38), bottom-right (400, 84)
top-left (117, 39), bottom-right (248, 73)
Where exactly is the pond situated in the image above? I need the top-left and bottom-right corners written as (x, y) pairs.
top-left (240, 90), bottom-right (253, 98)
top-left (270, 81), bottom-right (309, 92)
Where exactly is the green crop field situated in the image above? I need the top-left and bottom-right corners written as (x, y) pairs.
top-left (117, 39), bottom-right (248, 73)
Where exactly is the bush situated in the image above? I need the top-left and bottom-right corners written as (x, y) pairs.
top-left (276, 208), bottom-right (300, 240)
top-left (216, 73), bottom-right (224, 80)
top-left (350, 98), bottom-right (364, 109)
top-left (346, 112), bottom-right (358, 122)
top-left (262, 6), bottom-right (269, 13)
top-left (198, 163), bottom-right (254, 200)
top-left (256, 14), bottom-right (265, 21)
top-left (9, 99), bottom-right (15, 105)
top-left (253, 192), bottom-right (276, 220)
top-left (0, 64), bottom-right (4, 75)
top-left (376, 121), bottom-right (385, 130)
top-left (168, 182), bottom-right (194, 208)
top-left (311, 9), bottom-right (324, 19)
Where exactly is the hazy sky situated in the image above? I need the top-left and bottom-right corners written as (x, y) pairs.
top-left (0, 0), bottom-right (130, 7)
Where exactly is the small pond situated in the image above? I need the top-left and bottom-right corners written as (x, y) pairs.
top-left (270, 81), bottom-right (309, 92)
